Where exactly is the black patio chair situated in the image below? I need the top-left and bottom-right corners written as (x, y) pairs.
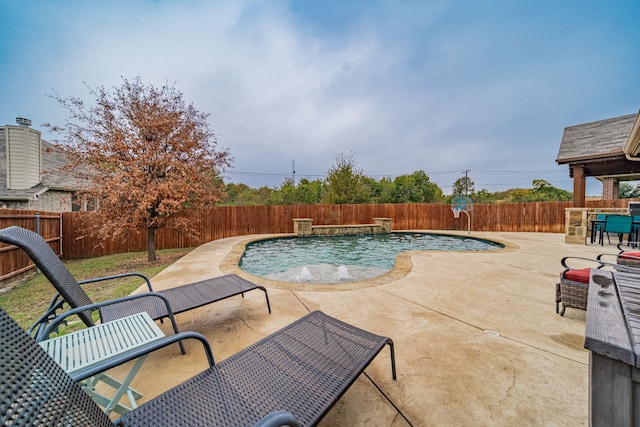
top-left (0, 226), bottom-right (271, 343)
top-left (0, 306), bottom-right (396, 426)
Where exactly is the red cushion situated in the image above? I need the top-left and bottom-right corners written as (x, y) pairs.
top-left (620, 252), bottom-right (640, 260)
top-left (563, 268), bottom-right (590, 283)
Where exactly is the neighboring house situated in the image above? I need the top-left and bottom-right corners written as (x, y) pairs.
top-left (0, 118), bottom-right (80, 212)
top-left (556, 111), bottom-right (640, 206)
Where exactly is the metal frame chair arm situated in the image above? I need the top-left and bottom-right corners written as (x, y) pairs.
top-left (617, 242), bottom-right (640, 253)
top-left (28, 294), bottom-right (66, 337)
top-left (70, 331), bottom-right (215, 383)
top-left (561, 256), bottom-right (606, 271)
top-left (37, 292), bottom-right (177, 341)
top-left (78, 272), bottom-right (153, 292)
top-left (561, 256), bottom-right (640, 273)
top-left (252, 411), bottom-right (301, 427)
top-left (598, 252), bottom-right (640, 262)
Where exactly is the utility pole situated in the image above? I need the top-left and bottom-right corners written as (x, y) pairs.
top-left (463, 170), bottom-right (470, 196)
top-left (292, 159), bottom-right (296, 184)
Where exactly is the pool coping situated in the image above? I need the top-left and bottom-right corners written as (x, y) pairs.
top-left (220, 230), bottom-right (518, 291)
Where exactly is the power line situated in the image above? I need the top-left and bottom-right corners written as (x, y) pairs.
top-left (226, 168), bottom-right (567, 179)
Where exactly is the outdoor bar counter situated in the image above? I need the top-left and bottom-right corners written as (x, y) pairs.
top-left (585, 269), bottom-right (640, 426)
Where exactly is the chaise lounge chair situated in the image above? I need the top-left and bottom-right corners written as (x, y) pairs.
top-left (0, 306), bottom-right (396, 426)
top-left (0, 226), bottom-right (271, 341)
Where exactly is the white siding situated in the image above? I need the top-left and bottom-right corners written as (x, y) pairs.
top-left (5, 126), bottom-right (41, 190)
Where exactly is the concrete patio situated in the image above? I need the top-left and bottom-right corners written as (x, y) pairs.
top-left (106, 231), bottom-right (609, 426)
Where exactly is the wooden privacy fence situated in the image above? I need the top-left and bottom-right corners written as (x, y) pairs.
top-left (2, 199), bottom-right (639, 279)
top-left (60, 201), bottom-right (576, 259)
top-left (0, 210), bottom-right (62, 282)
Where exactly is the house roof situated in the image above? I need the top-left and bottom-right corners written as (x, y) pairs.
top-left (556, 113), bottom-right (637, 164)
top-left (0, 127), bottom-right (79, 200)
top-left (623, 111), bottom-right (640, 158)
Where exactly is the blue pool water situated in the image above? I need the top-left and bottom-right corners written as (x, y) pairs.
top-left (239, 232), bottom-right (504, 284)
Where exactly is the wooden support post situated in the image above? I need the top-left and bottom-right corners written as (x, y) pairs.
top-left (572, 165), bottom-right (586, 207)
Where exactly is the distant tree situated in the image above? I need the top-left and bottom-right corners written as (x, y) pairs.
top-left (265, 178), bottom-right (297, 205)
top-left (472, 189), bottom-right (495, 203)
top-left (508, 189), bottom-right (532, 202)
top-left (294, 178), bottom-right (324, 204)
top-left (46, 77), bottom-right (231, 261)
top-left (452, 176), bottom-right (475, 196)
top-left (265, 178), bottom-right (324, 205)
top-left (366, 176), bottom-right (394, 203)
top-left (619, 182), bottom-right (640, 198)
top-left (390, 171), bottom-right (443, 203)
top-left (322, 153), bottom-right (371, 204)
top-left (255, 186), bottom-right (274, 204)
top-left (223, 183), bottom-right (272, 206)
top-left (530, 179), bottom-right (572, 201)
top-left (223, 183), bottom-right (252, 204)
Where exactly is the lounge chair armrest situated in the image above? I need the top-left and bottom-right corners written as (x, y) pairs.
top-left (252, 411), bottom-right (301, 427)
top-left (617, 242), bottom-right (640, 253)
top-left (561, 256), bottom-right (640, 273)
top-left (597, 253), bottom-right (620, 261)
top-left (28, 293), bottom-right (67, 337)
top-left (37, 292), bottom-right (174, 341)
top-left (69, 331), bottom-right (215, 383)
top-left (78, 272), bottom-right (153, 292)
top-left (598, 252), bottom-right (640, 262)
top-left (561, 256), bottom-right (606, 270)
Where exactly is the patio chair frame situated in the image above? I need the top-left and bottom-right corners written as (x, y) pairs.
top-left (599, 214), bottom-right (633, 245)
top-left (0, 226), bottom-right (271, 344)
top-left (1, 307), bottom-right (396, 426)
top-left (556, 256), bottom-right (640, 316)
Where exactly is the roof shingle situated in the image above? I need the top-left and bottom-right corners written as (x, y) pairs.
top-left (556, 113), bottom-right (637, 164)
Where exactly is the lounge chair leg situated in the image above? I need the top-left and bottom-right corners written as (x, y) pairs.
top-left (387, 339), bottom-right (397, 380)
top-left (165, 314), bottom-right (186, 354)
top-left (259, 287), bottom-right (272, 313)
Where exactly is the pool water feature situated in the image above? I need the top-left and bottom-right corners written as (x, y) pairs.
top-left (239, 232), bottom-right (504, 284)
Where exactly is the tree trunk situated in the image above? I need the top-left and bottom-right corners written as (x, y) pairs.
top-left (147, 226), bottom-right (157, 261)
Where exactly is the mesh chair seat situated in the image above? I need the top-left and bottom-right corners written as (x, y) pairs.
top-left (0, 226), bottom-right (270, 337)
top-left (1, 308), bottom-right (396, 427)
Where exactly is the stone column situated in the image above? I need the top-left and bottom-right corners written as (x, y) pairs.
top-left (564, 208), bottom-right (588, 244)
top-left (373, 218), bottom-right (392, 233)
top-left (293, 218), bottom-right (313, 236)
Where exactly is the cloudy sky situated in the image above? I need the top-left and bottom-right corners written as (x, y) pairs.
top-left (1, 1), bottom-right (638, 195)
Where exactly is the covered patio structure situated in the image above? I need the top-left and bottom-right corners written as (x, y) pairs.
top-left (556, 111), bottom-right (640, 207)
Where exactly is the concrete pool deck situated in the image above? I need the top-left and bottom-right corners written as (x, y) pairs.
top-left (108, 231), bottom-right (610, 426)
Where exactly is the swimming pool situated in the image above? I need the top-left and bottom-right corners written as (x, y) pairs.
top-left (239, 232), bottom-right (504, 284)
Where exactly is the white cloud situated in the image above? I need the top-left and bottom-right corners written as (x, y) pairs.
top-left (1, 0), bottom-right (638, 193)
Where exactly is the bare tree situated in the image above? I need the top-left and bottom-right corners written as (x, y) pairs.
top-left (46, 77), bottom-right (232, 260)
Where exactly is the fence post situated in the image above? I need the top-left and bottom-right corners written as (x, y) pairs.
top-left (35, 212), bottom-right (41, 273)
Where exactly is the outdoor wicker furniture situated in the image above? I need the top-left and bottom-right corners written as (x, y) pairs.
top-left (614, 242), bottom-right (640, 268)
top-left (556, 258), bottom-right (592, 316)
top-left (0, 226), bottom-right (271, 341)
top-left (556, 256), bottom-right (640, 316)
top-left (1, 306), bottom-right (396, 426)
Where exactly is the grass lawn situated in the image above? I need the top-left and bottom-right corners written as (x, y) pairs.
top-left (0, 247), bottom-right (194, 332)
